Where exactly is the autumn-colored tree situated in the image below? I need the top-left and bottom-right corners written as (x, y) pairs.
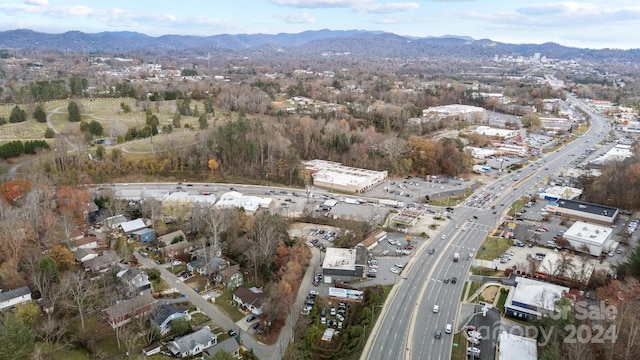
top-left (55, 186), bottom-right (90, 223)
top-left (274, 242), bottom-right (290, 272)
top-left (48, 244), bottom-right (74, 270)
top-left (208, 158), bottom-right (220, 172)
top-left (0, 179), bottom-right (32, 206)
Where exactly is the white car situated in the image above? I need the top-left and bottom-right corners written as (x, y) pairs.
top-left (395, 263), bottom-right (404, 269)
top-left (441, 235), bottom-right (446, 240)
top-left (172, 260), bottom-right (183, 266)
top-left (390, 267), bottom-right (400, 274)
top-left (309, 290), bottom-right (319, 296)
top-left (433, 305), bottom-right (440, 313)
top-left (382, 250), bottom-right (390, 255)
top-left (455, 225), bottom-right (459, 229)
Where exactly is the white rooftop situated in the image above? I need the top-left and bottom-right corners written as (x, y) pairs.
top-left (423, 104), bottom-right (485, 115)
top-left (214, 191), bottom-right (270, 213)
top-left (590, 144), bottom-right (633, 165)
top-left (510, 277), bottom-right (568, 312)
top-left (475, 126), bottom-right (518, 138)
top-left (542, 186), bottom-right (582, 200)
top-left (322, 247), bottom-right (357, 271)
top-left (537, 252), bottom-right (596, 283)
top-left (564, 221), bottom-right (612, 246)
top-left (498, 332), bottom-right (537, 360)
top-left (161, 191), bottom-right (217, 205)
top-left (305, 160), bottom-right (387, 189)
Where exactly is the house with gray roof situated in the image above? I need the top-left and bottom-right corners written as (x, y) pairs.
top-left (167, 326), bottom-right (217, 358)
top-left (0, 286), bottom-right (32, 311)
top-left (73, 248), bottom-right (98, 263)
top-left (82, 251), bottom-right (121, 272)
top-left (115, 264), bottom-right (152, 296)
top-left (204, 337), bottom-right (241, 359)
top-left (150, 303), bottom-right (191, 335)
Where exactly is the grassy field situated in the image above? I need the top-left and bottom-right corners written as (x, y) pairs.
top-left (151, 278), bottom-right (170, 292)
top-left (460, 281), bottom-right (469, 302)
top-left (476, 237), bottom-right (511, 260)
top-left (429, 192), bottom-right (472, 207)
top-left (0, 118), bottom-right (50, 141)
top-left (507, 199), bottom-right (525, 216)
top-left (451, 332), bottom-right (468, 360)
top-left (467, 281), bottom-right (482, 300)
top-left (496, 289), bottom-right (509, 310)
top-left (470, 266), bottom-right (501, 276)
top-left (214, 289), bottom-right (246, 322)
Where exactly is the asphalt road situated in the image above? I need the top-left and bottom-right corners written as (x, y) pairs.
top-left (363, 97), bottom-right (610, 360)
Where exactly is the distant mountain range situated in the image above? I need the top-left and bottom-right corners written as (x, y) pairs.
top-left (0, 29), bottom-right (637, 62)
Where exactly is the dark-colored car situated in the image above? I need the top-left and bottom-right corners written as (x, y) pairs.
top-left (252, 322), bottom-right (260, 330)
top-left (428, 248), bottom-right (435, 254)
top-left (246, 314), bottom-right (257, 322)
top-left (227, 330), bottom-right (238, 339)
top-left (443, 278), bottom-right (450, 284)
top-left (321, 308), bottom-right (327, 317)
top-left (451, 277), bottom-right (457, 284)
top-left (435, 330), bottom-right (442, 339)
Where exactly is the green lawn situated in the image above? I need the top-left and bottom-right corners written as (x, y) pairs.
top-left (496, 289), bottom-right (509, 310)
top-left (467, 281), bottom-right (482, 300)
top-left (213, 289), bottom-right (246, 322)
top-left (460, 282), bottom-right (469, 302)
top-left (60, 349), bottom-right (90, 360)
top-left (476, 237), bottom-right (511, 261)
top-left (470, 266), bottom-right (500, 276)
top-left (429, 192), bottom-right (472, 207)
top-left (451, 332), bottom-right (468, 360)
top-left (507, 199), bottom-right (525, 216)
top-left (191, 312), bottom-right (212, 326)
top-left (152, 278), bottom-right (170, 292)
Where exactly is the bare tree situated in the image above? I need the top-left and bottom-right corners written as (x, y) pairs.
top-left (379, 137), bottom-right (409, 162)
top-left (249, 212), bottom-right (284, 278)
top-left (139, 196), bottom-right (162, 230)
top-left (62, 271), bottom-right (95, 332)
top-left (59, 209), bottom-right (79, 245)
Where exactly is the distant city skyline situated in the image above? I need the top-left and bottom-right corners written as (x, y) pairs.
top-left (0, 0), bottom-right (638, 50)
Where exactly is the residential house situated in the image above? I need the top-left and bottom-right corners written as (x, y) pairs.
top-left (103, 293), bottom-right (157, 329)
top-left (142, 343), bottom-right (162, 357)
top-left (150, 303), bottom-right (191, 335)
top-left (103, 214), bottom-right (128, 231)
top-left (73, 248), bottom-right (99, 263)
top-left (70, 236), bottom-right (99, 252)
top-left (82, 251), bottom-right (121, 272)
top-left (0, 286), bottom-right (32, 311)
top-left (131, 228), bottom-right (155, 243)
top-left (187, 256), bottom-right (226, 277)
top-left (204, 337), bottom-right (241, 359)
top-left (115, 264), bottom-right (152, 296)
top-left (167, 326), bottom-right (217, 358)
top-left (157, 230), bottom-right (192, 258)
top-left (119, 218), bottom-right (148, 234)
top-left (215, 264), bottom-right (243, 290)
top-left (233, 287), bottom-right (265, 315)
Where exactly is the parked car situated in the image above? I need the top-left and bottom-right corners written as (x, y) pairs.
top-left (246, 314), bottom-right (257, 322)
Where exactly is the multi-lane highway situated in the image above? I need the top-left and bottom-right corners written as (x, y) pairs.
top-left (363, 98), bottom-right (610, 360)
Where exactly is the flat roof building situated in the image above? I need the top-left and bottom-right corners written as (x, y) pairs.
top-left (497, 332), bottom-right (537, 360)
top-left (322, 247), bottom-right (366, 278)
top-left (474, 126), bottom-right (519, 139)
top-left (504, 277), bottom-right (569, 321)
top-left (546, 199), bottom-right (618, 225)
top-left (422, 104), bottom-right (485, 121)
top-left (305, 160), bottom-right (387, 194)
top-left (562, 221), bottom-right (614, 256)
top-left (214, 191), bottom-right (272, 214)
top-left (535, 251), bottom-right (597, 284)
top-left (540, 186), bottom-right (582, 201)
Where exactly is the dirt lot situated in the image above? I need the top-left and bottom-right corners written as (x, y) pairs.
top-left (481, 286), bottom-right (499, 303)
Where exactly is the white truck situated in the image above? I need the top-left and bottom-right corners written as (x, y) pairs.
top-left (453, 253), bottom-right (460, 262)
top-left (379, 199), bottom-right (405, 208)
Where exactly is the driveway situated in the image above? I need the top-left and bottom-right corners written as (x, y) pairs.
top-left (135, 253), bottom-right (273, 358)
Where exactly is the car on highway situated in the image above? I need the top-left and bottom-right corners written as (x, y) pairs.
top-left (432, 305), bottom-right (439, 313)
top-left (445, 324), bottom-right (453, 334)
top-left (435, 330), bottom-right (442, 339)
top-left (451, 277), bottom-right (457, 284)
top-left (428, 248), bottom-right (435, 254)
top-left (441, 235), bottom-right (446, 240)
top-left (443, 278), bottom-right (449, 283)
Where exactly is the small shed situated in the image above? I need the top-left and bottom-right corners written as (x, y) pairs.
top-left (132, 228), bottom-right (156, 243)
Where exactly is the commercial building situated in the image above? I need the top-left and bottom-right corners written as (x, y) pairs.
top-left (535, 251), bottom-right (597, 284)
top-left (214, 191), bottom-right (272, 215)
top-left (562, 221), bottom-right (614, 257)
top-left (497, 332), bottom-right (537, 360)
top-left (545, 199), bottom-right (618, 225)
top-left (539, 186), bottom-right (582, 201)
top-left (589, 144), bottom-right (633, 166)
top-left (356, 229), bottom-right (387, 251)
top-left (504, 277), bottom-right (569, 321)
top-left (322, 247), bottom-right (367, 278)
top-left (305, 160), bottom-right (388, 194)
top-left (467, 147), bottom-right (498, 159)
top-left (474, 126), bottom-right (519, 140)
top-left (422, 104), bottom-right (485, 121)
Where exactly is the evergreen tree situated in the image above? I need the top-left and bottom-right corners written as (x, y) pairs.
top-left (67, 101), bottom-right (81, 122)
top-left (9, 105), bottom-right (27, 123)
top-left (33, 104), bottom-right (46, 123)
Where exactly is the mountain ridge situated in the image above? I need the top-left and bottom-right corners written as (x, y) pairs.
top-left (0, 29), bottom-right (637, 62)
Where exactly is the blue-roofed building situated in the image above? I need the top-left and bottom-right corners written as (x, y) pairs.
top-left (132, 228), bottom-right (155, 243)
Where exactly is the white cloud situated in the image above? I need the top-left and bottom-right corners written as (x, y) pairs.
top-left (25, 0), bottom-right (48, 6)
top-left (272, 0), bottom-right (371, 8)
top-left (276, 11), bottom-right (317, 23)
top-left (355, 2), bottom-right (419, 14)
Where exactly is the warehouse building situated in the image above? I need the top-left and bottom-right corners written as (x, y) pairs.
top-left (562, 221), bottom-right (615, 257)
top-left (305, 160), bottom-right (387, 194)
top-left (545, 199), bottom-right (618, 225)
top-left (497, 332), bottom-right (537, 360)
top-left (322, 247), bottom-right (367, 278)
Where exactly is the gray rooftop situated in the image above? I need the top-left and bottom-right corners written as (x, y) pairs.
top-left (556, 198), bottom-right (618, 217)
top-left (169, 326), bottom-right (217, 355)
top-left (0, 286), bottom-right (31, 303)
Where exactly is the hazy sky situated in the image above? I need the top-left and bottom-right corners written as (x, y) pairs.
top-left (0, 0), bottom-right (638, 49)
